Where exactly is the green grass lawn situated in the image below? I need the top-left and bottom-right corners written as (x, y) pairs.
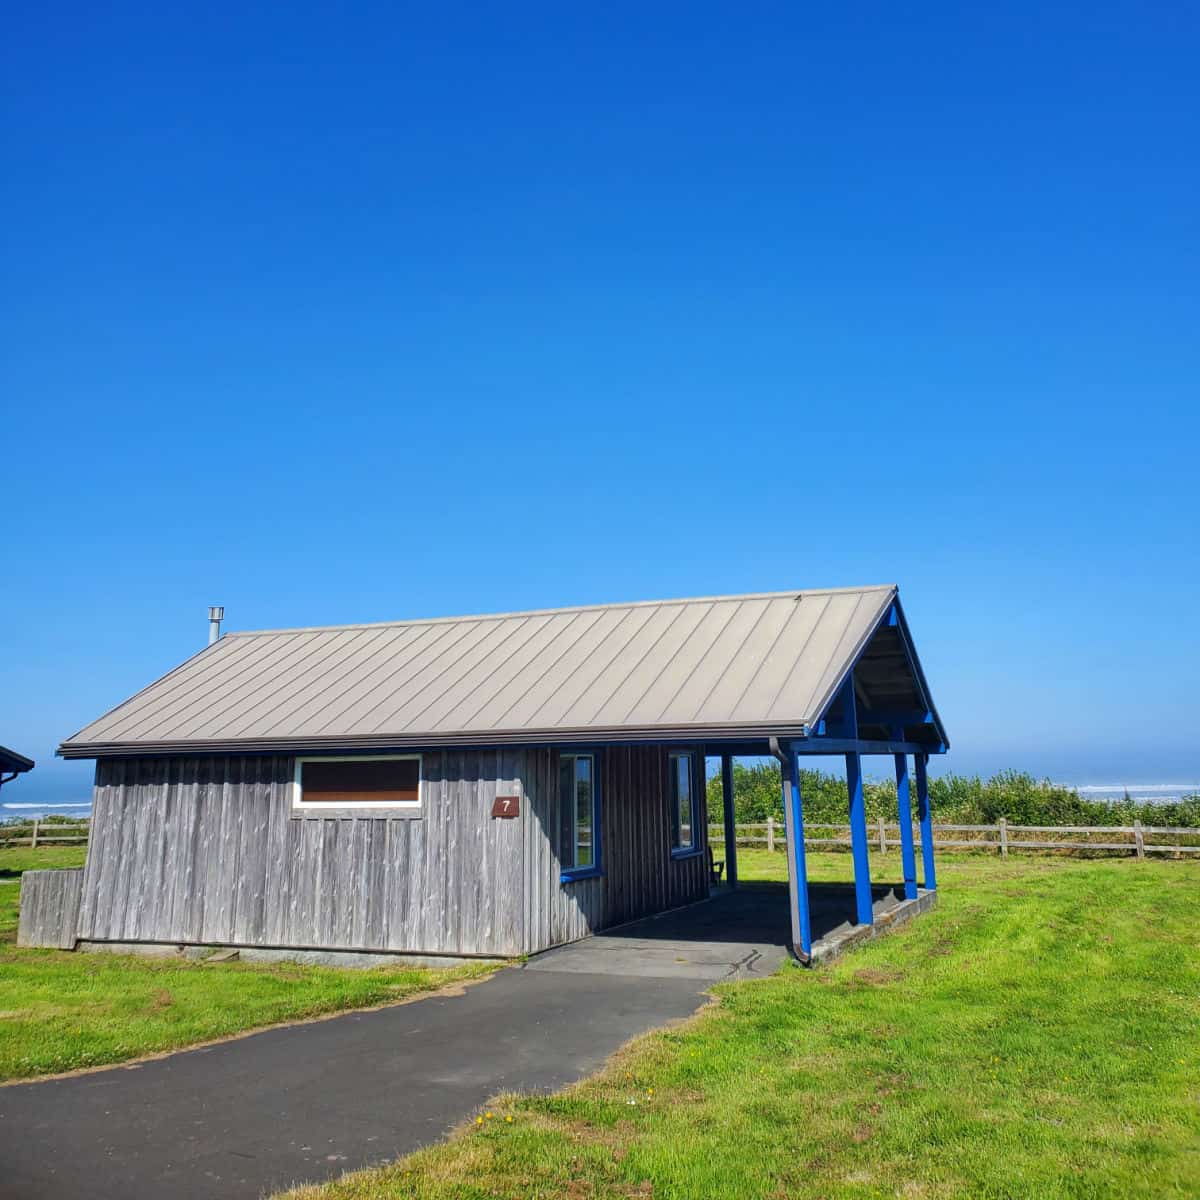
top-left (0, 847), bottom-right (495, 1082)
top-left (0, 843), bottom-right (89, 878)
top-left (283, 852), bottom-right (1200, 1200)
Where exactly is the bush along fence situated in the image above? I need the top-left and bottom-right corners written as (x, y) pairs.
top-left (706, 764), bottom-right (1200, 831)
top-left (710, 819), bottom-right (1200, 858)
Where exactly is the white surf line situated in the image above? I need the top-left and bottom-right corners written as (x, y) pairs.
top-left (1, 803), bottom-right (92, 809)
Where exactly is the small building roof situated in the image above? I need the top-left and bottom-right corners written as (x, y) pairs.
top-left (59, 585), bottom-right (946, 759)
top-left (0, 745), bottom-right (35, 775)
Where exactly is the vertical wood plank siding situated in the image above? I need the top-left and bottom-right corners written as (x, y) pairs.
top-left (17, 869), bottom-right (84, 948)
top-left (601, 746), bottom-right (708, 930)
top-left (523, 745), bottom-right (710, 954)
top-left (77, 753), bottom-right (528, 956)
top-left (68, 745), bottom-right (709, 958)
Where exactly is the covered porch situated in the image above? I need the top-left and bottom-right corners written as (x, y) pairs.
top-left (526, 878), bottom-right (929, 980)
top-left (697, 595), bottom-right (947, 965)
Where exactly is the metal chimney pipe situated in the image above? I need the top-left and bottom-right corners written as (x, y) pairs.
top-left (208, 606), bottom-right (225, 646)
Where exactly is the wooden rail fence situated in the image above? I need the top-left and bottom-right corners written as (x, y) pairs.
top-left (709, 818), bottom-right (1200, 858)
top-left (3, 818), bottom-right (1197, 858)
top-left (0, 821), bottom-right (90, 848)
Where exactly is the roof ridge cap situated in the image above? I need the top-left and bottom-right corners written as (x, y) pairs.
top-left (224, 585), bottom-right (898, 638)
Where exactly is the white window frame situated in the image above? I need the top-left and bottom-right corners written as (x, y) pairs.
top-left (292, 753), bottom-right (423, 814)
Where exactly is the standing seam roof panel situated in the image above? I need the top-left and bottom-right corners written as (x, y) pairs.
top-left (621, 600), bottom-right (746, 726)
top-left (58, 586), bottom-right (913, 754)
top-left (689, 597), bottom-right (795, 724)
top-left (650, 598), bottom-right (774, 725)
top-left (252, 624), bottom-right (424, 737)
top-left (72, 634), bottom-right (249, 743)
top-left (777, 589), bottom-right (894, 721)
top-left (550, 604), bottom-right (679, 728)
top-left (92, 633), bottom-right (301, 743)
top-left (316, 619), bottom-right (501, 735)
top-left (727, 595), bottom-right (830, 722)
top-left (418, 614), bottom-right (588, 733)
top-left (524, 606), bottom-right (662, 729)
top-left (454, 609), bottom-right (616, 732)
top-left (587, 603), bottom-right (713, 727)
top-left (183, 628), bottom-right (374, 739)
top-left (150, 630), bottom-right (357, 741)
top-left (204, 626), bottom-right (398, 739)
top-left (484, 606), bottom-right (639, 731)
top-left (274, 622), bottom-right (455, 736)
top-left (765, 592), bottom-right (869, 720)
top-left (360, 616), bottom-right (550, 733)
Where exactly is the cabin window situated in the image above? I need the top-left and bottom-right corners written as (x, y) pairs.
top-left (559, 752), bottom-right (600, 878)
top-left (670, 751), bottom-right (699, 855)
top-left (292, 755), bottom-right (422, 815)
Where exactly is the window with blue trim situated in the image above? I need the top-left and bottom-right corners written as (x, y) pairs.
top-left (670, 751), bottom-right (697, 853)
top-left (560, 752), bottom-right (599, 873)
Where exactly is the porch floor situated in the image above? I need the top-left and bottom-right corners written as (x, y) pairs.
top-left (522, 880), bottom-right (925, 981)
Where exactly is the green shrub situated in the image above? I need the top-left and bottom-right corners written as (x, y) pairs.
top-left (705, 761), bottom-right (1200, 828)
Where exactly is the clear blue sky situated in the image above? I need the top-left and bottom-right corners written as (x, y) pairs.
top-left (3, 3), bottom-right (1197, 803)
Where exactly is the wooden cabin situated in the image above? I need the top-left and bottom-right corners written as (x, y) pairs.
top-left (23, 586), bottom-right (948, 962)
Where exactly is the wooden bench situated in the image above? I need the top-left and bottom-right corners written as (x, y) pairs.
top-left (708, 844), bottom-right (724, 887)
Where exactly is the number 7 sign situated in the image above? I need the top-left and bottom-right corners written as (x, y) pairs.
top-left (491, 794), bottom-right (520, 818)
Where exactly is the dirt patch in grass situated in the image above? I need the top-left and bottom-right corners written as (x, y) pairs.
top-left (849, 967), bottom-right (904, 986)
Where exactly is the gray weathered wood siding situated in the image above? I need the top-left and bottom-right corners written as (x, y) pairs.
top-left (601, 745), bottom-right (709, 929)
top-left (523, 745), bottom-right (710, 953)
top-left (18, 868), bottom-right (83, 949)
top-left (65, 744), bottom-right (708, 959)
top-left (521, 747), bottom-right (605, 951)
top-left (77, 753), bottom-right (527, 956)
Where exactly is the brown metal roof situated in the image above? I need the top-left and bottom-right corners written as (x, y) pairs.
top-left (59, 586), bottom-right (901, 758)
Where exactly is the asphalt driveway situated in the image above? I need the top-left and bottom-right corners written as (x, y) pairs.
top-left (0, 891), bottom-right (791, 1200)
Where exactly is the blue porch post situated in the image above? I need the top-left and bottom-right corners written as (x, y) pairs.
top-left (840, 671), bottom-right (873, 925)
top-left (846, 751), bottom-right (874, 925)
top-left (915, 752), bottom-right (937, 890)
top-left (780, 746), bottom-right (812, 960)
top-left (893, 751), bottom-right (918, 900)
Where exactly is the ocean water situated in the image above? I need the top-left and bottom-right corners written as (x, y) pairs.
top-left (1062, 784), bottom-right (1200, 804)
top-left (0, 800), bottom-right (93, 822)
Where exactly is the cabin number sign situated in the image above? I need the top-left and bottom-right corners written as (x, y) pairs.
top-left (492, 794), bottom-right (520, 818)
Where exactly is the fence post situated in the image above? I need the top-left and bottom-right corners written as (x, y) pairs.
top-left (767, 816), bottom-right (776, 853)
top-left (999, 817), bottom-right (1008, 858)
top-left (30, 819), bottom-right (39, 849)
top-left (1133, 819), bottom-right (1145, 859)
top-left (877, 816), bottom-right (887, 853)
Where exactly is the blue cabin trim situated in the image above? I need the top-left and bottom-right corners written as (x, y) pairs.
top-left (558, 745), bottom-right (605, 884)
top-left (667, 747), bottom-right (704, 859)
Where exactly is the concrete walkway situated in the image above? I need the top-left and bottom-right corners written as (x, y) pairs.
top-left (0, 885), bottom-right (897, 1200)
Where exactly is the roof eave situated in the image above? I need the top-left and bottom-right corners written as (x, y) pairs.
top-left (0, 746), bottom-right (35, 773)
top-left (58, 721), bottom-right (824, 760)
